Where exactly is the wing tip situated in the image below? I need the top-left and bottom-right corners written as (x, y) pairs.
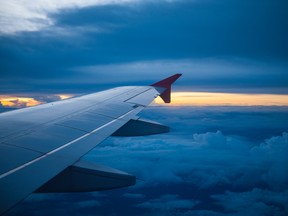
top-left (150, 73), bottom-right (182, 89)
top-left (151, 73), bottom-right (182, 103)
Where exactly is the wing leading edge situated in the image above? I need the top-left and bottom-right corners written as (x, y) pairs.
top-left (0, 74), bottom-right (181, 214)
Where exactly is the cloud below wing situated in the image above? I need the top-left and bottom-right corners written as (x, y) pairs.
top-left (83, 107), bottom-right (288, 215)
top-left (5, 106), bottom-right (288, 215)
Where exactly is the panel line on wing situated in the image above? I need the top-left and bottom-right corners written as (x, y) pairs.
top-left (0, 142), bottom-right (45, 155)
top-left (123, 87), bottom-right (153, 102)
top-left (0, 109), bottom-right (135, 180)
top-left (55, 123), bottom-right (91, 134)
top-left (0, 87), bottom-right (140, 142)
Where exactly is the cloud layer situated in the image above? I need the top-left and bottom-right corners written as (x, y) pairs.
top-left (84, 107), bottom-right (288, 215)
top-left (6, 106), bottom-right (288, 216)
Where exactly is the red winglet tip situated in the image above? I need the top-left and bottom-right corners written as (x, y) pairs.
top-left (151, 73), bottom-right (182, 103)
top-left (151, 73), bottom-right (182, 88)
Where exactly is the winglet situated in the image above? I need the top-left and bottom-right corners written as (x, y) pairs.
top-left (151, 73), bottom-right (182, 103)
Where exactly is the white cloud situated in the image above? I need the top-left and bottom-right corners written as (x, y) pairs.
top-left (86, 131), bottom-right (245, 188)
top-left (0, 0), bottom-right (179, 35)
top-left (85, 107), bottom-right (288, 191)
top-left (82, 107), bottom-right (287, 215)
top-left (0, 0), bottom-right (123, 35)
top-left (6, 106), bottom-right (288, 215)
top-left (251, 132), bottom-right (288, 191)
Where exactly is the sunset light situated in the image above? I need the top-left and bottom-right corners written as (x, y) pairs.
top-left (58, 94), bottom-right (74, 100)
top-left (0, 94), bottom-right (73, 108)
top-left (1, 92), bottom-right (288, 109)
top-left (155, 92), bottom-right (288, 106)
top-left (0, 96), bottom-right (42, 108)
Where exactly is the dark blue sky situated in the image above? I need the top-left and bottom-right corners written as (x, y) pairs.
top-left (1, 0), bottom-right (288, 94)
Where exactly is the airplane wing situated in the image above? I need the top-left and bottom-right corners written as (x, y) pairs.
top-left (0, 74), bottom-right (181, 214)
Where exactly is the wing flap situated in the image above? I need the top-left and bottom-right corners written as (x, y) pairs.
top-left (112, 118), bottom-right (169, 136)
top-left (36, 161), bottom-right (136, 193)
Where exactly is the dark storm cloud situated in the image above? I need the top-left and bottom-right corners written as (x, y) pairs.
top-left (50, 0), bottom-right (288, 60)
top-left (73, 59), bottom-right (288, 93)
top-left (0, 0), bottom-right (287, 93)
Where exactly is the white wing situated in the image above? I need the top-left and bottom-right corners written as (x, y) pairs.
top-left (0, 74), bottom-right (181, 214)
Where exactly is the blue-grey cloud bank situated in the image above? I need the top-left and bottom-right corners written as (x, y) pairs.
top-left (1, 0), bottom-right (288, 94)
top-left (5, 106), bottom-right (288, 216)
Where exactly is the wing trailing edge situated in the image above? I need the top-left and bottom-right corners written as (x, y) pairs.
top-left (36, 161), bottom-right (136, 193)
top-left (112, 118), bottom-right (169, 136)
top-left (151, 73), bottom-right (182, 103)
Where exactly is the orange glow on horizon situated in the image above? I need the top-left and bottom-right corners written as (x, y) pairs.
top-left (155, 92), bottom-right (288, 106)
top-left (1, 93), bottom-right (288, 108)
top-left (0, 94), bottom-right (74, 108)
top-left (0, 97), bottom-right (43, 108)
top-left (57, 94), bottom-right (73, 100)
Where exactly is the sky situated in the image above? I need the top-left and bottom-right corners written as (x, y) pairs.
top-left (1, 0), bottom-right (288, 215)
top-left (0, 0), bottom-right (288, 100)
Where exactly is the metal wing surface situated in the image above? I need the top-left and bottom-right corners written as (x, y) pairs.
top-left (0, 74), bottom-right (181, 214)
